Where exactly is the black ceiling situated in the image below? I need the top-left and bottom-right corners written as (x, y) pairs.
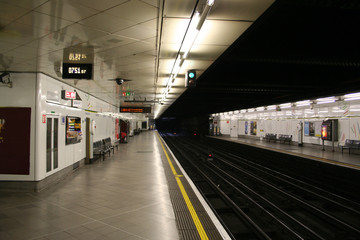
top-left (160, 0), bottom-right (360, 118)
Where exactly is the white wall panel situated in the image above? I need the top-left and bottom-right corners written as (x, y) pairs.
top-left (349, 117), bottom-right (360, 140)
top-left (338, 118), bottom-right (349, 145)
top-left (238, 120), bottom-right (245, 135)
top-left (0, 73), bottom-right (37, 181)
top-left (220, 119), bottom-right (230, 135)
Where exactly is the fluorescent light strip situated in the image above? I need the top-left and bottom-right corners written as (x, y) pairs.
top-left (344, 92), bottom-right (360, 98)
top-left (344, 96), bottom-right (360, 101)
top-left (162, 1), bottom-right (215, 103)
top-left (317, 100), bottom-right (335, 104)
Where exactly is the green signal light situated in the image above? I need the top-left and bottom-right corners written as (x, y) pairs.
top-left (188, 72), bottom-right (195, 78)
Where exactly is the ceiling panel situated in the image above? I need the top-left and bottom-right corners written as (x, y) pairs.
top-left (34, 0), bottom-right (99, 22)
top-left (75, 0), bottom-right (127, 11)
top-left (0, 2), bottom-right (30, 26)
top-left (0, 0), bottom-right (47, 9)
top-left (1, 0), bottom-right (305, 119)
top-left (113, 22), bottom-right (157, 41)
top-left (78, 13), bottom-right (135, 34)
top-left (105, 0), bottom-right (157, 23)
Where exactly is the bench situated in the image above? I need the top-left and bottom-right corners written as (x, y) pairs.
top-left (93, 140), bottom-right (105, 160)
top-left (340, 139), bottom-right (360, 153)
top-left (93, 138), bottom-right (113, 161)
top-left (103, 137), bottom-right (114, 155)
top-left (278, 134), bottom-right (292, 144)
top-left (264, 133), bottom-right (277, 142)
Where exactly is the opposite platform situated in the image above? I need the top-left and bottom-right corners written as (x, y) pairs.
top-left (212, 135), bottom-right (360, 170)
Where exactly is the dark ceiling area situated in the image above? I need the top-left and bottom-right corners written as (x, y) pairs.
top-left (161, 0), bottom-right (360, 118)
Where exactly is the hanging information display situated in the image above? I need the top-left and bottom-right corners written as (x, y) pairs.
top-left (62, 46), bottom-right (94, 79)
top-left (120, 107), bottom-right (151, 113)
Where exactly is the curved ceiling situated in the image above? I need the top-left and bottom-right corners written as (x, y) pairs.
top-left (161, 0), bottom-right (360, 117)
top-left (1, 0), bottom-right (359, 119)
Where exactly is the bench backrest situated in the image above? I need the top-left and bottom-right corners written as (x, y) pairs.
top-left (345, 139), bottom-right (354, 146)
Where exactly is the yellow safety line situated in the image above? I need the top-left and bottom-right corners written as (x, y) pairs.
top-left (156, 132), bottom-right (209, 240)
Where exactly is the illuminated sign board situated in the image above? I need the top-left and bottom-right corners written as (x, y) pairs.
top-left (62, 63), bottom-right (93, 79)
top-left (63, 46), bottom-right (94, 80)
top-left (61, 90), bottom-right (76, 100)
top-left (63, 46), bottom-right (94, 64)
top-left (120, 107), bottom-right (151, 113)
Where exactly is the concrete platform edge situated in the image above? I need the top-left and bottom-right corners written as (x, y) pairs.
top-left (159, 134), bottom-right (232, 240)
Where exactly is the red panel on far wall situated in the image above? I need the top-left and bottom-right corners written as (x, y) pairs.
top-left (0, 107), bottom-right (31, 175)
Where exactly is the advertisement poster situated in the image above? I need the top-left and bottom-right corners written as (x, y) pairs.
top-left (305, 122), bottom-right (315, 136)
top-left (245, 121), bottom-right (248, 134)
top-left (250, 121), bottom-right (257, 135)
top-left (304, 122), bottom-right (310, 136)
top-left (0, 107), bottom-right (31, 174)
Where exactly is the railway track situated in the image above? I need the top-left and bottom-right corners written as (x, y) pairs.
top-left (161, 133), bottom-right (360, 240)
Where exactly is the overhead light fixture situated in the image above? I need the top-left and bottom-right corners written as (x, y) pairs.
top-left (256, 107), bottom-right (265, 111)
top-left (267, 105), bottom-right (276, 110)
top-left (280, 103), bottom-right (292, 109)
top-left (344, 92), bottom-right (360, 101)
top-left (296, 100), bottom-right (311, 106)
top-left (316, 96), bottom-right (336, 104)
top-left (161, 0), bottom-right (215, 103)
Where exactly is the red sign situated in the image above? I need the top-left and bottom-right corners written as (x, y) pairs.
top-left (42, 114), bottom-right (46, 123)
top-left (65, 91), bottom-right (76, 99)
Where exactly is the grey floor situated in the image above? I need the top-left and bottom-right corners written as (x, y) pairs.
top-left (0, 131), bottom-right (179, 240)
top-left (215, 135), bottom-right (360, 168)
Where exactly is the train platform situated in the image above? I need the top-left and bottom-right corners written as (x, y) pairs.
top-left (211, 135), bottom-right (360, 170)
top-left (0, 131), bottom-right (227, 240)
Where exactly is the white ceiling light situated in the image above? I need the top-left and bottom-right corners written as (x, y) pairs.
top-left (344, 92), bottom-right (360, 101)
top-left (161, 0), bottom-right (215, 103)
top-left (267, 105), bottom-right (276, 110)
top-left (316, 96), bottom-right (336, 104)
top-left (280, 103), bottom-right (292, 109)
top-left (296, 100), bottom-right (311, 106)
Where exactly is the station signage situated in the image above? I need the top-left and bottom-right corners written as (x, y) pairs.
top-left (61, 90), bottom-right (76, 100)
top-left (62, 46), bottom-right (94, 80)
top-left (62, 63), bottom-right (93, 79)
top-left (120, 107), bottom-right (151, 113)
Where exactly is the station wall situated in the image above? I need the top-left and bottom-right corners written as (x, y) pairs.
top-left (216, 100), bottom-right (360, 147)
top-left (0, 73), bottom-right (36, 181)
top-left (0, 73), bottom-right (148, 186)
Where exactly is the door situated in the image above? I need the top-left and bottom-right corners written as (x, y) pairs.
top-left (230, 119), bottom-right (238, 138)
top-left (46, 116), bottom-right (59, 173)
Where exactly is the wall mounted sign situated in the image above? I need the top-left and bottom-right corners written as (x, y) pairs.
top-left (63, 46), bottom-right (94, 80)
top-left (62, 63), bottom-right (93, 79)
top-left (61, 90), bottom-right (76, 100)
top-left (120, 107), bottom-right (151, 113)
